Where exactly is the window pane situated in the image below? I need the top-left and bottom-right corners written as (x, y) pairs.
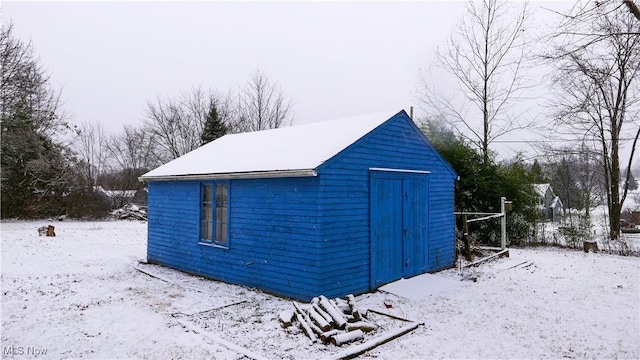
top-left (203, 184), bottom-right (212, 203)
top-left (216, 184), bottom-right (227, 207)
top-left (216, 222), bottom-right (223, 243)
top-left (201, 184), bottom-right (213, 241)
top-left (200, 221), bottom-right (209, 241)
top-left (221, 223), bottom-right (227, 242)
top-left (215, 184), bottom-right (228, 245)
top-left (201, 221), bottom-right (212, 241)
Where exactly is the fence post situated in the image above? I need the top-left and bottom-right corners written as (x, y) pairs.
top-left (463, 214), bottom-right (472, 261)
top-left (500, 197), bottom-right (507, 250)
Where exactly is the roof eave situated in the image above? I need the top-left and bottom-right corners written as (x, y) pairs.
top-left (139, 169), bottom-right (318, 182)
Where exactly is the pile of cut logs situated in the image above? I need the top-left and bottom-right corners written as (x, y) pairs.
top-left (279, 294), bottom-right (378, 346)
top-left (110, 204), bottom-right (148, 221)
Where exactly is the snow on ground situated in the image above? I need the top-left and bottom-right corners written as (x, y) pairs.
top-left (1, 220), bottom-right (639, 359)
top-left (534, 201), bottom-right (640, 253)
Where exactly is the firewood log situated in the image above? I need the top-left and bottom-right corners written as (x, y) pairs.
top-left (292, 302), bottom-right (316, 341)
top-left (307, 319), bottom-right (323, 335)
top-left (345, 294), bottom-right (362, 321)
top-left (307, 306), bottom-right (332, 332)
top-left (332, 298), bottom-right (351, 314)
top-left (319, 296), bottom-right (347, 329)
top-left (319, 329), bottom-right (341, 344)
top-left (325, 323), bottom-right (419, 360)
top-left (312, 303), bottom-right (334, 326)
top-left (345, 321), bottom-right (377, 332)
top-left (331, 329), bottom-right (364, 346)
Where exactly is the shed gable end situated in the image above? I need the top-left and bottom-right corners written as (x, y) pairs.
top-left (315, 112), bottom-right (457, 298)
top-left (319, 111), bottom-right (457, 179)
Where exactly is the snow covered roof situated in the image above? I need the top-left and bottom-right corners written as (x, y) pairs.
top-left (533, 183), bottom-right (552, 198)
top-left (141, 110), bottom-right (403, 181)
top-left (94, 186), bottom-right (136, 198)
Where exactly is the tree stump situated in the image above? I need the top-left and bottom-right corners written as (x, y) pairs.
top-left (584, 240), bottom-right (598, 253)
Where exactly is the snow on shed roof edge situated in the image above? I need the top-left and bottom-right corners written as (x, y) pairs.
top-left (140, 110), bottom-right (406, 181)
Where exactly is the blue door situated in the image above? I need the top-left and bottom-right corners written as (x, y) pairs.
top-left (402, 178), bottom-right (430, 278)
top-left (370, 171), bottom-right (430, 288)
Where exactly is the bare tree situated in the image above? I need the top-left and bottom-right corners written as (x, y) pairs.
top-left (144, 87), bottom-right (233, 160)
top-left (417, 0), bottom-right (533, 164)
top-left (107, 125), bottom-right (160, 190)
top-left (74, 121), bottom-right (108, 191)
top-left (546, 0), bottom-right (640, 239)
top-left (234, 69), bottom-right (293, 133)
top-left (142, 71), bottom-right (292, 164)
top-left (542, 143), bottom-right (605, 218)
top-left (624, 0), bottom-right (640, 20)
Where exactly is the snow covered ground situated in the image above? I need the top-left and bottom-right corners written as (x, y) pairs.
top-left (1, 220), bottom-right (639, 359)
top-left (532, 200), bottom-right (640, 254)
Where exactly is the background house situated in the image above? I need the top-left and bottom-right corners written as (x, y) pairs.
top-left (93, 186), bottom-right (147, 208)
top-left (140, 110), bottom-right (458, 300)
top-left (534, 183), bottom-right (563, 222)
top-left (94, 186), bottom-right (136, 209)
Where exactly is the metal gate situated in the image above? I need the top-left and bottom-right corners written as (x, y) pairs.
top-left (370, 169), bottom-right (430, 288)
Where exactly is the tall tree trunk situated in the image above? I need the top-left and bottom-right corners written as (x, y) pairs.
top-left (610, 126), bottom-right (621, 240)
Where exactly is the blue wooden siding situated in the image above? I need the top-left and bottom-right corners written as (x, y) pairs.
top-left (401, 176), bottom-right (430, 277)
top-left (146, 111), bottom-right (456, 301)
top-left (147, 177), bottom-right (323, 300)
top-left (370, 175), bottom-right (404, 288)
top-left (316, 112), bottom-right (456, 298)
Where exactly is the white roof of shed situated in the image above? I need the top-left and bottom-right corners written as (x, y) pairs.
top-left (141, 110), bottom-right (402, 181)
top-left (533, 183), bottom-right (552, 197)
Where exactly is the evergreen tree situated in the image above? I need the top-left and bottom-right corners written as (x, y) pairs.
top-left (200, 103), bottom-right (228, 145)
top-left (420, 118), bottom-right (536, 214)
top-left (551, 157), bottom-right (581, 211)
top-left (1, 24), bottom-right (73, 218)
top-left (530, 159), bottom-right (546, 183)
top-left (420, 118), bottom-right (537, 245)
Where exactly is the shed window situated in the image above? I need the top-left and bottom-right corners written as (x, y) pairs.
top-left (200, 183), bottom-right (228, 246)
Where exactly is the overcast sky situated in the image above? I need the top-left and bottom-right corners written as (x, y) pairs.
top-left (3, 0), bottom-right (583, 159)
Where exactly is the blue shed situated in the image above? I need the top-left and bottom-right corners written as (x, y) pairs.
top-left (140, 110), bottom-right (457, 301)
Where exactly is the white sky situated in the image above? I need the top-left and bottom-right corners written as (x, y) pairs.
top-left (3, 0), bottom-right (602, 161)
top-left (2, 1), bottom-right (463, 126)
